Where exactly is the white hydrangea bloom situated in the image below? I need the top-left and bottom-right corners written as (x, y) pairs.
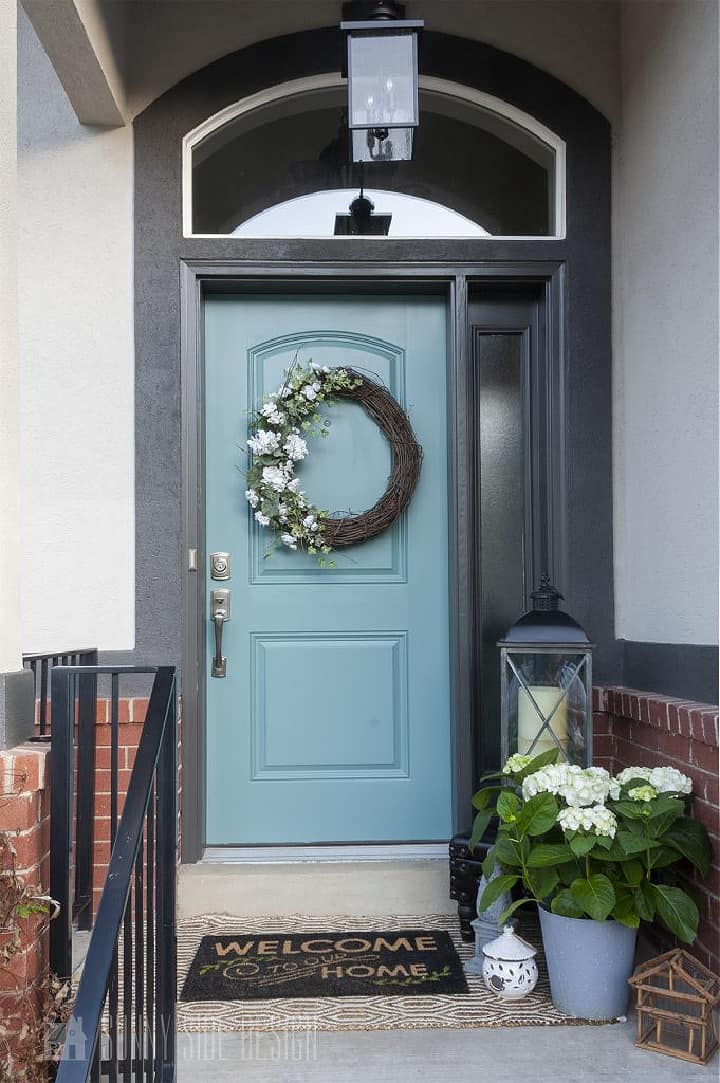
top-left (522, 764), bottom-right (618, 808)
top-left (648, 766), bottom-right (692, 794)
top-left (303, 384), bottom-right (318, 401)
top-left (245, 489), bottom-right (259, 509)
top-left (247, 429), bottom-right (280, 456)
top-left (628, 784), bottom-right (657, 803)
top-left (280, 533), bottom-right (297, 550)
top-left (616, 765), bottom-right (692, 795)
top-left (502, 754), bottom-right (533, 775)
top-left (254, 511), bottom-right (270, 527)
top-left (286, 477), bottom-right (302, 494)
top-left (557, 804), bottom-right (617, 838)
top-left (302, 513), bottom-right (318, 532)
top-left (261, 465), bottom-right (290, 492)
top-left (284, 433), bottom-right (309, 461)
top-left (616, 766), bottom-right (651, 785)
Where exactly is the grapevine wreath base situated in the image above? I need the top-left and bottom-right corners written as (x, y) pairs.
top-left (245, 363), bottom-right (423, 558)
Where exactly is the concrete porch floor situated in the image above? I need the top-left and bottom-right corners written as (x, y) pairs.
top-left (176, 1018), bottom-right (707, 1081)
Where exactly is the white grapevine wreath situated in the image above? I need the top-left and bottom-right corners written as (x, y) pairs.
top-left (245, 361), bottom-right (422, 563)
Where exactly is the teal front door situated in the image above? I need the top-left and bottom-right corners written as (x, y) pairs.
top-left (204, 293), bottom-right (451, 844)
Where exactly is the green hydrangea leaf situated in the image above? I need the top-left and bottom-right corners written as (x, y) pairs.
top-left (570, 874), bottom-right (615, 921)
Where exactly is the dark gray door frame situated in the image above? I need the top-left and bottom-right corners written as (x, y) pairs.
top-left (180, 258), bottom-right (564, 862)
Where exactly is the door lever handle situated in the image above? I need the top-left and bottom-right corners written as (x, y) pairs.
top-left (210, 589), bottom-right (231, 677)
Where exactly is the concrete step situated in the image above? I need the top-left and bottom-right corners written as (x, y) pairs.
top-left (177, 858), bottom-right (453, 920)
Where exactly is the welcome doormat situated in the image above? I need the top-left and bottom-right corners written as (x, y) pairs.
top-left (177, 914), bottom-right (618, 1032)
top-left (181, 929), bottom-right (468, 1001)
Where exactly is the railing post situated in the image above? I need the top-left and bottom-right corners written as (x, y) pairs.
top-left (74, 660), bottom-right (97, 930)
top-left (50, 667), bottom-right (74, 981)
top-left (155, 671), bottom-right (177, 1081)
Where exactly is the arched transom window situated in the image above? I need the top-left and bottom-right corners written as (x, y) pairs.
top-left (183, 76), bottom-right (565, 239)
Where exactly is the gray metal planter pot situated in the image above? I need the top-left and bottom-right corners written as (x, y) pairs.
top-left (539, 908), bottom-right (637, 1020)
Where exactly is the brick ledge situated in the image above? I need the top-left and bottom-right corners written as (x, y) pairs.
top-left (593, 685), bottom-right (718, 750)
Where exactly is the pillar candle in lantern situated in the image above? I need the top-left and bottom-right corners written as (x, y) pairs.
top-left (517, 686), bottom-right (568, 755)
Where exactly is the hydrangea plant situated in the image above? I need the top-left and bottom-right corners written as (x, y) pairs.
top-left (471, 751), bottom-right (711, 943)
top-left (245, 362), bottom-right (362, 564)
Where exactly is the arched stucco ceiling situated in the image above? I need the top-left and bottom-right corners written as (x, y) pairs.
top-left (23, 0), bottom-right (621, 126)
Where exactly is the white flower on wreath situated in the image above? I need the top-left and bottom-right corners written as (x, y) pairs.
top-left (284, 433), bottom-right (309, 461)
top-left (255, 511), bottom-right (270, 526)
top-left (286, 477), bottom-right (302, 494)
top-left (303, 382), bottom-right (320, 401)
top-left (302, 514), bottom-right (319, 532)
top-left (278, 502), bottom-right (289, 523)
top-left (247, 429), bottom-right (280, 456)
top-left (261, 465), bottom-right (290, 492)
top-left (245, 489), bottom-right (259, 509)
top-left (280, 533), bottom-right (297, 549)
top-left (260, 402), bottom-right (285, 426)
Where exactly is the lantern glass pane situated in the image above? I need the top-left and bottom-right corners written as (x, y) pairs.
top-left (348, 33), bottom-right (417, 129)
top-left (504, 651), bottom-right (589, 765)
top-left (351, 127), bottom-right (414, 163)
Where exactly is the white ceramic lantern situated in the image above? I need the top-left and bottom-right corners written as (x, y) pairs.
top-left (482, 925), bottom-right (539, 1000)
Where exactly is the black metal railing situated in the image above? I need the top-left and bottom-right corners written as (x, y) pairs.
top-left (24, 649), bottom-right (99, 931)
top-left (54, 665), bottom-right (177, 1082)
top-left (23, 648), bottom-right (98, 737)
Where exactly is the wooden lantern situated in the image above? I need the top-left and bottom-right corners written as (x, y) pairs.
top-left (629, 949), bottom-right (720, 1065)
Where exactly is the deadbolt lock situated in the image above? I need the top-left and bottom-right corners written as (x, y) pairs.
top-left (210, 551), bottom-right (231, 580)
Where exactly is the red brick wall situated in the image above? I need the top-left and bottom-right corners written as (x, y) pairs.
top-left (0, 744), bottom-right (51, 1063)
top-left (593, 686), bottom-right (719, 976)
top-left (92, 698), bottom-right (147, 910)
top-left (34, 695), bottom-right (180, 910)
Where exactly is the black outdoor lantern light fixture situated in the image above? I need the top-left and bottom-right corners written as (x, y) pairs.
top-left (341, 1), bottom-right (423, 163)
top-left (498, 576), bottom-right (594, 768)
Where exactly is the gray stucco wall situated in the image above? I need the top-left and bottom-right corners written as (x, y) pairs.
top-left (613, 0), bottom-right (719, 647)
top-left (17, 7), bottom-right (135, 653)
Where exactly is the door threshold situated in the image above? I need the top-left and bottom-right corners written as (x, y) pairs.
top-left (201, 844), bottom-right (448, 864)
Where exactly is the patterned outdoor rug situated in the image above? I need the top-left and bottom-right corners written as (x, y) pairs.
top-left (181, 929), bottom-right (468, 1001)
top-left (177, 914), bottom-right (615, 1032)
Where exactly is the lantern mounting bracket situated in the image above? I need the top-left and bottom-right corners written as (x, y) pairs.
top-left (342, 2), bottom-right (407, 21)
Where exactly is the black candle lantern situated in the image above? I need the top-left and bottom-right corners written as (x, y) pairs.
top-left (498, 576), bottom-right (594, 767)
top-left (341, 2), bottom-right (423, 163)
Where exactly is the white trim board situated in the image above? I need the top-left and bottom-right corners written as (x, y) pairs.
top-left (202, 844), bottom-right (449, 864)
